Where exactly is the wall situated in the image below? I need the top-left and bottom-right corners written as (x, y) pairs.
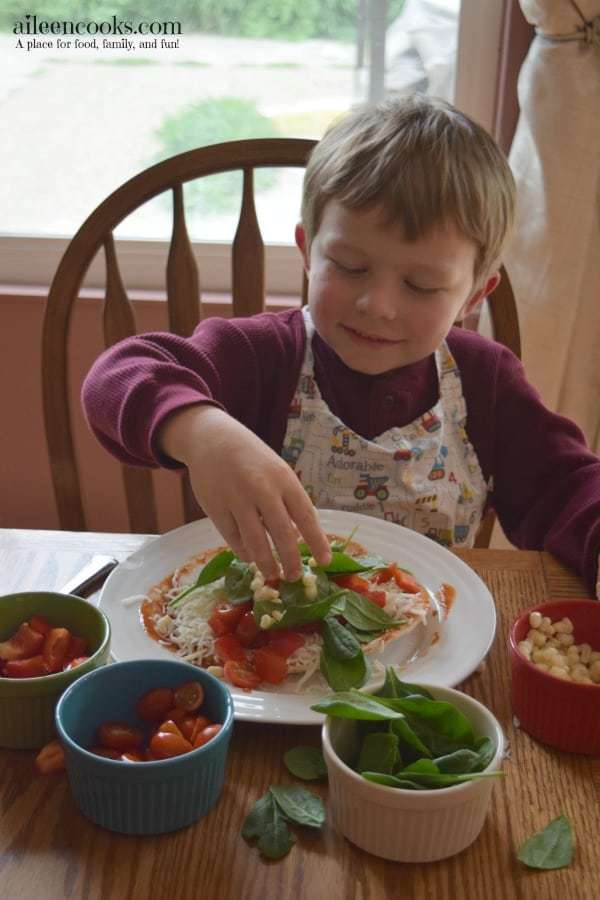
top-left (0, 287), bottom-right (298, 534)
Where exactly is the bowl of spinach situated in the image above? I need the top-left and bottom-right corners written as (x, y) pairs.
top-left (316, 668), bottom-right (504, 862)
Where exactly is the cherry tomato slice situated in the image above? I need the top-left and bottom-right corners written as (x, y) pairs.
top-left (63, 656), bottom-right (89, 671)
top-left (223, 660), bottom-right (261, 690)
top-left (136, 687), bottom-right (175, 723)
top-left (42, 627), bottom-right (71, 674)
top-left (235, 610), bottom-right (260, 647)
top-left (188, 716), bottom-right (211, 744)
top-left (28, 615), bottom-right (52, 636)
top-left (173, 680), bottom-right (205, 712)
top-left (366, 590), bottom-right (387, 608)
top-left (90, 746), bottom-right (121, 760)
top-left (193, 724), bottom-right (222, 748)
top-left (120, 751), bottom-right (145, 763)
top-left (0, 622), bottom-right (45, 661)
top-left (5, 654), bottom-right (48, 678)
top-left (332, 573), bottom-right (371, 594)
top-left (149, 731), bottom-right (193, 759)
top-left (390, 565), bottom-right (421, 593)
top-left (253, 648), bottom-right (288, 684)
top-left (35, 739), bottom-right (66, 774)
top-left (64, 634), bottom-right (88, 662)
top-left (155, 719), bottom-right (184, 738)
top-left (214, 634), bottom-right (247, 663)
top-left (266, 630), bottom-right (305, 658)
top-left (98, 721), bottom-right (144, 752)
top-left (207, 602), bottom-right (251, 637)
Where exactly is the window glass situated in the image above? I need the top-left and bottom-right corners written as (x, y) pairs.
top-left (1, 1), bottom-right (460, 245)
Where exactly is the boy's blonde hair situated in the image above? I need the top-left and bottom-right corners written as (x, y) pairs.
top-left (301, 94), bottom-right (515, 284)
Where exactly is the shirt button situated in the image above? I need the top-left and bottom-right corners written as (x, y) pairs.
top-left (383, 394), bottom-right (395, 409)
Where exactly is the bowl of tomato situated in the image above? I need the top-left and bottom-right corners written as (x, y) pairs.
top-left (55, 658), bottom-right (234, 834)
top-left (0, 591), bottom-right (111, 749)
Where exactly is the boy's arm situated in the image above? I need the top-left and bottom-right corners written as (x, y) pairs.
top-left (81, 311), bottom-right (304, 468)
top-left (81, 310), bottom-right (331, 578)
top-left (487, 348), bottom-right (600, 596)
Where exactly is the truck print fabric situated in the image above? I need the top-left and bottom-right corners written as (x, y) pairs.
top-left (280, 309), bottom-right (488, 547)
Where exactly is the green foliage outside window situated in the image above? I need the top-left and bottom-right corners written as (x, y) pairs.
top-left (152, 97), bottom-right (280, 214)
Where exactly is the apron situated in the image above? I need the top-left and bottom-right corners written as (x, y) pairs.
top-left (280, 308), bottom-right (488, 548)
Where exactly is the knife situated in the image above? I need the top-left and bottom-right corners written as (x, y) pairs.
top-left (60, 555), bottom-right (119, 596)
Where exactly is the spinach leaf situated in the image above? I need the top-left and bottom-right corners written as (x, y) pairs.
top-left (283, 746), bottom-right (327, 781)
top-left (517, 815), bottom-right (574, 870)
top-left (170, 549), bottom-right (235, 606)
top-left (433, 748), bottom-right (482, 774)
top-left (392, 768), bottom-right (503, 788)
top-left (390, 717), bottom-right (433, 759)
top-left (242, 792), bottom-right (295, 859)
top-left (378, 667), bottom-right (434, 700)
top-left (224, 558), bottom-right (255, 604)
top-left (362, 772), bottom-right (427, 790)
top-left (473, 736), bottom-right (496, 771)
top-left (347, 626), bottom-right (389, 644)
top-left (358, 732), bottom-right (400, 775)
top-left (254, 589), bottom-right (345, 630)
top-left (329, 525), bottom-right (359, 552)
top-left (320, 645), bottom-right (367, 691)
top-left (269, 786), bottom-right (326, 828)
top-left (279, 568), bottom-right (331, 606)
top-left (322, 617), bottom-right (361, 661)
top-left (341, 590), bottom-right (398, 632)
top-left (374, 696), bottom-right (476, 746)
top-left (311, 691), bottom-right (406, 720)
top-left (321, 551), bottom-right (386, 575)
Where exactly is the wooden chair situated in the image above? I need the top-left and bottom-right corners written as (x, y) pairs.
top-left (42, 137), bottom-right (520, 546)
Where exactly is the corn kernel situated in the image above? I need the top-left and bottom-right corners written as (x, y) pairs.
top-left (557, 633), bottom-right (575, 647)
top-left (548, 666), bottom-right (570, 680)
top-left (529, 611), bottom-right (543, 629)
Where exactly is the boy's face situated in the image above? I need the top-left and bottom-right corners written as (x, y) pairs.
top-left (296, 201), bottom-right (498, 375)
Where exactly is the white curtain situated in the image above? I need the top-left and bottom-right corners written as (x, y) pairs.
top-left (506, 0), bottom-right (600, 452)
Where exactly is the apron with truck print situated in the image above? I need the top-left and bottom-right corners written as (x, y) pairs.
top-left (280, 308), bottom-right (488, 547)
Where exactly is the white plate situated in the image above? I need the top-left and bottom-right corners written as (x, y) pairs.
top-left (99, 510), bottom-right (496, 726)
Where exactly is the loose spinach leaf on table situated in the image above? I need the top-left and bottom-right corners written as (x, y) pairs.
top-left (320, 645), bottom-right (367, 691)
top-left (517, 815), bottom-right (574, 870)
top-left (269, 786), bottom-right (326, 828)
top-left (242, 786), bottom-right (325, 860)
top-left (241, 792), bottom-right (295, 860)
top-left (170, 549), bottom-right (235, 606)
top-left (283, 746), bottom-right (327, 781)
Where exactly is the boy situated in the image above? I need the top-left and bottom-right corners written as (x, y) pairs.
top-left (82, 94), bottom-right (600, 595)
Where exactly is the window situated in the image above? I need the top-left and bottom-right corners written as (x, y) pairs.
top-left (1, 0), bottom-right (506, 292)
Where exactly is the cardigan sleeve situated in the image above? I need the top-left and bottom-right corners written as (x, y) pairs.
top-left (81, 310), bottom-right (304, 469)
top-left (488, 346), bottom-right (600, 596)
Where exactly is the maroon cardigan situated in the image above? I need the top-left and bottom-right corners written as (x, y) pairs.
top-left (82, 309), bottom-right (600, 593)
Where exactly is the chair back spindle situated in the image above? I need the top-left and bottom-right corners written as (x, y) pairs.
top-left (232, 167), bottom-right (265, 317)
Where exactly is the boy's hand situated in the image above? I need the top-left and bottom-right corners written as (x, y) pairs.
top-left (158, 405), bottom-right (332, 581)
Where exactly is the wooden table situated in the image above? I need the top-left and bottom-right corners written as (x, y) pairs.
top-left (1, 529), bottom-right (598, 900)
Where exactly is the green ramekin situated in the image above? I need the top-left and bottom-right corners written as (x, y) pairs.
top-left (0, 592), bottom-right (111, 749)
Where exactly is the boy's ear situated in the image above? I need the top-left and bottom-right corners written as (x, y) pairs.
top-left (295, 223), bottom-right (310, 272)
top-left (458, 271), bottom-right (501, 320)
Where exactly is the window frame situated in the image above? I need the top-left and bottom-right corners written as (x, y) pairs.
top-left (1, 0), bottom-right (508, 294)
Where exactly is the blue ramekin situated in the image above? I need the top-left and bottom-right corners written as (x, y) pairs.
top-left (55, 658), bottom-right (234, 835)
